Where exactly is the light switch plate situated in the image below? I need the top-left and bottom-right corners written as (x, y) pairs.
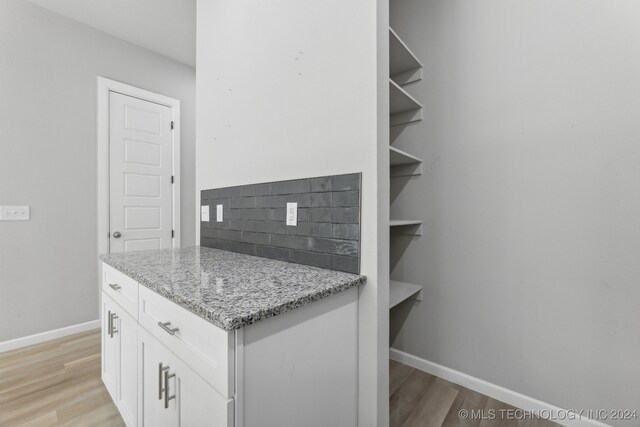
top-left (201, 205), bottom-right (210, 222)
top-left (216, 204), bottom-right (224, 222)
top-left (0, 206), bottom-right (30, 221)
top-left (286, 202), bottom-right (298, 226)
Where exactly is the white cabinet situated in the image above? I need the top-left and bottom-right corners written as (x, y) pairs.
top-left (102, 261), bottom-right (359, 427)
top-left (102, 292), bottom-right (138, 427)
top-left (138, 327), bottom-right (233, 427)
top-left (102, 294), bottom-right (119, 398)
top-left (138, 285), bottom-right (234, 398)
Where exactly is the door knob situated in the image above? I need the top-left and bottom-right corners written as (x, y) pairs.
top-left (112, 231), bottom-right (122, 238)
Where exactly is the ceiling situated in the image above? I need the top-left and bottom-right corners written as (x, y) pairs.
top-left (26, 0), bottom-right (196, 67)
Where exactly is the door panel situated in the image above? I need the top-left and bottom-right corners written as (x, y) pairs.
top-left (178, 362), bottom-right (234, 427)
top-left (139, 328), bottom-right (177, 427)
top-left (138, 327), bottom-right (233, 427)
top-left (110, 92), bottom-right (173, 253)
top-left (102, 296), bottom-right (119, 400)
top-left (118, 309), bottom-right (138, 426)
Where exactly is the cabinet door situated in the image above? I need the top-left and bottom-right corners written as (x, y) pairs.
top-left (139, 327), bottom-right (177, 427)
top-left (138, 328), bottom-right (233, 427)
top-left (102, 295), bottom-right (120, 400)
top-left (177, 358), bottom-right (233, 427)
top-left (118, 308), bottom-right (138, 426)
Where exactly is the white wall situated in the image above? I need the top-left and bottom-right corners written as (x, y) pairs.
top-left (196, 0), bottom-right (388, 424)
top-left (0, 0), bottom-right (196, 342)
top-left (390, 0), bottom-right (640, 423)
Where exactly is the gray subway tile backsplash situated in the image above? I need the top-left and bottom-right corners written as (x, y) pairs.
top-left (309, 176), bottom-right (332, 192)
top-left (332, 223), bottom-right (360, 240)
top-left (201, 173), bottom-right (361, 273)
top-left (332, 191), bottom-right (360, 207)
top-left (272, 178), bottom-right (310, 195)
top-left (331, 174), bottom-right (360, 191)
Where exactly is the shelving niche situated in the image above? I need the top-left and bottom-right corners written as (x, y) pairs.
top-left (388, 26), bottom-right (424, 309)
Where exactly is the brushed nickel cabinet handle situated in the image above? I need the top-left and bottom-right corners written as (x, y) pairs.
top-left (158, 321), bottom-right (179, 336)
top-left (109, 283), bottom-right (122, 291)
top-left (107, 310), bottom-right (112, 336)
top-left (110, 313), bottom-right (118, 338)
top-left (159, 363), bottom-right (169, 400)
top-left (164, 369), bottom-right (176, 409)
top-left (113, 231), bottom-right (122, 238)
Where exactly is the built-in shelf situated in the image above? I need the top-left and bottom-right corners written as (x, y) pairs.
top-left (389, 27), bottom-right (423, 86)
top-left (389, 79), bottom-right (423, 127)
top-left (389, 280), bottom-right (423, 308)
top-left (390, 219), bottom-right (423, 227)
top-left (390, 146), bottom-right (423, 176)
top-left (390, 219), bottom-right (423, 235)
top-left (389, 80), bottom-right (422, 114)
top-left (390, 146), bottom-right (422, 166)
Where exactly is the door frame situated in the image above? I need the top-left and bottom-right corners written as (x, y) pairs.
top-left (97, 77), bottom-right (181, 255)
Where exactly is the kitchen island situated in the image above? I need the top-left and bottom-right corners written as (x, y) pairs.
top-left (99, 247), bottom-right (366, 427)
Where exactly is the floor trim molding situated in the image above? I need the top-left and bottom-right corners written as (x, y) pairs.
top-left (0, 320), bottom-right (100, 353)
top-left (390, 348), bottom-right (611, 427)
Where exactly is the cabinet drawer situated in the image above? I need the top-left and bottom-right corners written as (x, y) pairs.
top-left (138, 285), bottom-right (234, 399)
top-left (102, 263), bottom-right (138, 319)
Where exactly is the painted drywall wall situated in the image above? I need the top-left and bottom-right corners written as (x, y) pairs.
top-left (196, 0), bottom-right (389, 424)
top-left (389, 0), bottom-right (640, 423)
top-left (0, 0), bottom-right (196, 342)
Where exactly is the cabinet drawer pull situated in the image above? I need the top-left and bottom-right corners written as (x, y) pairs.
top-left (108, 283), bottom-right (122, 291)
top-left (107, 310), bottom-right (112, 336)
top-left (158, 321), bottom-right (179, 336)
top-left (109, 312), bottom-right (119, 338)
top-left (159, 363), bottom-right (169, 400)
top-left (164, 368), bottom-right (176, 409)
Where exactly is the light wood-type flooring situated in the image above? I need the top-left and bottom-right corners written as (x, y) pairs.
top-left (2, 329), bottom-right (560, 426)
top-left (390, 360), bottom-right (561, 427)
top-left (0, 329), bottom-right (124, 427)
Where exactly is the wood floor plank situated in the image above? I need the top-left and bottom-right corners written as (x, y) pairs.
top-left (390, 368), bottom-right (436, 427)
top-left (14, 411), bottom-right (58, 427)
top-left (441, 386), bottom-right (488, 427)
top-left (56, 387), bottom-right (124, 427)
top-left (478, 398), bottom-right (520, 427)
top-left (402, 377), bottom-right (460, 427)
top-left (390, 359), bottom-right (414, 396)
top-left (389, 361), bottom-right (559, 427)
top-left (0, 329), bottom-right (123, 427)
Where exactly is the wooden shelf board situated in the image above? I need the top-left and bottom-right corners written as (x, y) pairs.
top-left (390, 219), bottom-right (423, 227)
top-left (389, 79), bottom-right (422, 115)
top-left (389, 27), bottom-right (423, 81)
top-left (390, 146), bottom-right (423, 166)
top-left (389, 280), bottom-right (423, 308)
top-left (390, 109), bottom-right (423, 127)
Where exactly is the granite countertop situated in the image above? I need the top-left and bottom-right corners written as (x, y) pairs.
top-left (99, 246), bottom-right (366, 331)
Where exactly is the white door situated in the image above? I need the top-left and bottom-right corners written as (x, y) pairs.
top-left (109, 92), bottom-right (174, 253)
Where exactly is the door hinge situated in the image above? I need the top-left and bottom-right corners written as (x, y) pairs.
top-left (172, 230), bottom-right (175, 238)
top-left (171, 121), bottom-right (174, 130)
top-left (171, 175), bottom-right (174, 184)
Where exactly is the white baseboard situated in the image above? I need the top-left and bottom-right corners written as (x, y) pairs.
top-left (390, 348), bottom-right (611, 427)
top-left (0, 320), bottom-right (100, 353)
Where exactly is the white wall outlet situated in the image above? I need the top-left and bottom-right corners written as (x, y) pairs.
top-left (0, 206), bottom-right (30, 221)
top-left (216, 204), bottom-right (224, 222)
top-left (201, 205), bottom-right (210, 222)
top-left (286, 202), bottom-right (298, 226)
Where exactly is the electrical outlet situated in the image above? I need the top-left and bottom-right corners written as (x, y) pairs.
top-left (286, 202), bottom-right (298, 226)
top-left (217, 204), bottom-right (224, 222)
top-left (0, 206), bottom-right (30, 221)
top-left (201, 205), bottom-right (210, 222)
